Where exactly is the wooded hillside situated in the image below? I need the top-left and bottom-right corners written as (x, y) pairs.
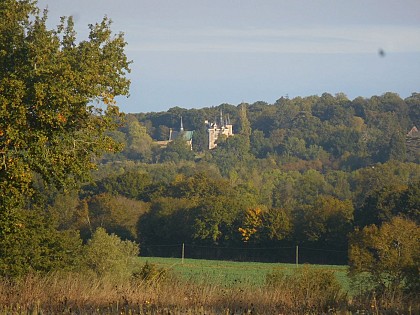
top-left (61, 92), bottom-right (420, 264)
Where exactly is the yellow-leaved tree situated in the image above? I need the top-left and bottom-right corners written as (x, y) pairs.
top-left (238, 208), bottom-right (263, 242)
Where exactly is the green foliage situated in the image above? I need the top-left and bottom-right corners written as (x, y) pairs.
top-left (46, 190), bottom-right (84, 230)
top-left (192, 192), bottom-right (255, 245)
top-left (294, 169), bottom-right (331, 205)
top-left (92, 169), bottom-right (152, 200)
top-left (75, 153), bottom-right (418, 264)
top-left (138, 196), bottom-right (194, 246)
top-left (191, 127), bottom-right (208, 152)
top-left (159, 135), bottom-right (195, 163)
top-left (355, 184), bottom-right (408, 227)
top-left (169, 172), bottom-right (225, 200)
top-left (406, 92), bottom-right (420, 127)
top-left (0, 0), bottom-right (130, 276)
top-left (283, 136), bottom-right (307, 159)
top-left (138, 173), bottom-right (258, 247)
top-left (271, 170), bottom-right (299, 210)
top-left (123, 115), bottom-right (154, 162)
top-left (0, 2), bottom-right (130, 204)
top-left (0, 208), bottom-right (83, 277)
top-left (324, 171), bottom-right (352, 200)
top-left (260, 208), bottom-right (292, 241)
top-left (237, 103), bottom-right (251, 139)
top-left (351, 161), bottom-right (420, 208)
top-left (237, 207), bottom-right (292, 243)
top-left (399, 180), bottom-right (420, 223)
top-left (133, 261), bottom-right (170, 284)
top-left (212, 134), bottom-right (252, 176)
top-left (83, 227), bottom-right (139, 279)
top-left (295, 195), bottom-right (353, 248)
top-left (83, 193), bottom-right (149, 241)
top-left (321, 126), bottom-right (362, 158)
top-left (349, 217), bottom-right (420, 294)
top-left (133, 92), bottom-right (416, 170)
top-left (250, 129), bottom-right (272, 158)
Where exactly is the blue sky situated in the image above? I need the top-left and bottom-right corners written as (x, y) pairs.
top-left (37, 0), bottom-right (420, 113)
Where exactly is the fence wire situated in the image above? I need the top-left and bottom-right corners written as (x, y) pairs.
top-left (142, 243), bottom-right (348, 265)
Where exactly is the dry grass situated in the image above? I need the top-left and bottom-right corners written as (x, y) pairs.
top-left (0, 271), bottom-right (341, 314)
top-left (0, 270), bottom-right (417, 314)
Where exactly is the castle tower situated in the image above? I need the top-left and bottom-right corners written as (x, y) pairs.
top-left (206, 111), bottom-right (234, 150)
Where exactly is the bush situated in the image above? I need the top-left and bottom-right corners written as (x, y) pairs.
top-left (349, 217), bottom-right (419, 293)
top-left (82, 228), bottom-right (139, 279)
top-left (0, 208), bottom-right (83, 277)
top-left (348, 217), bottom-right (419, 312)
top-left (266, 265), bottom-right (345, 313)
top-left (133, 261), bottom-right (170, 284)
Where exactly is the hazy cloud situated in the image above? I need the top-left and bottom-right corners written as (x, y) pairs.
top-left (126, 25), bottom-right (420, 54)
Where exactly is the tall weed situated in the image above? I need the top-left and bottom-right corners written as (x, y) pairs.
top-left (0, 265), bottom-right (416, 314)
top-left (266, 264), bottom-right (346, 313)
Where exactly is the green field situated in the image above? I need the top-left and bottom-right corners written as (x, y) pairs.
top-left (137, 256), bottom-right (351, 293)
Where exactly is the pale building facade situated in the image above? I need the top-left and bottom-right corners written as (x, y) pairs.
top-left (206, 111), bottom-right (234, 150)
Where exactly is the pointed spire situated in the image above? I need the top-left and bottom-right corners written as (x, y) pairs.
top-left (180, 116), bottom-right (184, 132)
top-left (220, 110), bottom-right (223, 127)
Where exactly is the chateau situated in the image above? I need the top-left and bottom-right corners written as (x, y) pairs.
top-left (206, 111), bottom-right (234, 150)
top-left (156, 113), bottom-right (234, 151)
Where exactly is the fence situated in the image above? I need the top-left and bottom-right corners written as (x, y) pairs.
top-left (141, 243), bottom-right (348, 265)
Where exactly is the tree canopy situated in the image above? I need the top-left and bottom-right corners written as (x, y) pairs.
top-left (0, 0), bottom-right (130, 275)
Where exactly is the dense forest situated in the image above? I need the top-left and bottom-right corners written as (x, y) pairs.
top-left (37, 92), bottom-right (419, 265)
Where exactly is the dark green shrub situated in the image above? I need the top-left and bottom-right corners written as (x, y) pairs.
top-left (133, 261), bottom-right (169, 284)
top-left (82, 228), bottom-right (139, 279)
top-left (0, 208), bottom-right (83, 277)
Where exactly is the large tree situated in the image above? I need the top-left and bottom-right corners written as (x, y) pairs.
top-left (0, 0), bottom-right (130, 275)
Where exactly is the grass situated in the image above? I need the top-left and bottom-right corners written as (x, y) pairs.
top-left (0, 268), bottom-right (349, 315)
top-left (137, 256), bottom-right (351, 293)
top-left (1, 259), bottom-right (417, 314)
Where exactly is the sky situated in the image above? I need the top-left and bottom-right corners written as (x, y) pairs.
top-left (36, 0), bottom-right (420, 113)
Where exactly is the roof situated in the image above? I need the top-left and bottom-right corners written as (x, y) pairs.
top-left (183, 131), bottom-right (194, 141)
top-left (170, 130), bottom-right (194, 141)
top-left (407, 126), bottom-right (419, 137)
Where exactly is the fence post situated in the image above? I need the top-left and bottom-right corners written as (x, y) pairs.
top-left (296, 245), bottom-right (299, 267)
top-left (182, 243), bottom-right (185, 264)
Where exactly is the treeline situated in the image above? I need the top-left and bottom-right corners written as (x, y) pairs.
top-left (108, 92), bottom-right (420, 166)
top-left (44, 160), bottom-right (418, 265)
top-left (39, 92), bottom-right (420, 264)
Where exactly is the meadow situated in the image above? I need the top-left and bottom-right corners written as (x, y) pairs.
top-left (137, 256), bottom-right (351, 293)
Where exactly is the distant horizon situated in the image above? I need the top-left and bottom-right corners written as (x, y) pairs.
top-left (118, 89), bottom-right (419, 114)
